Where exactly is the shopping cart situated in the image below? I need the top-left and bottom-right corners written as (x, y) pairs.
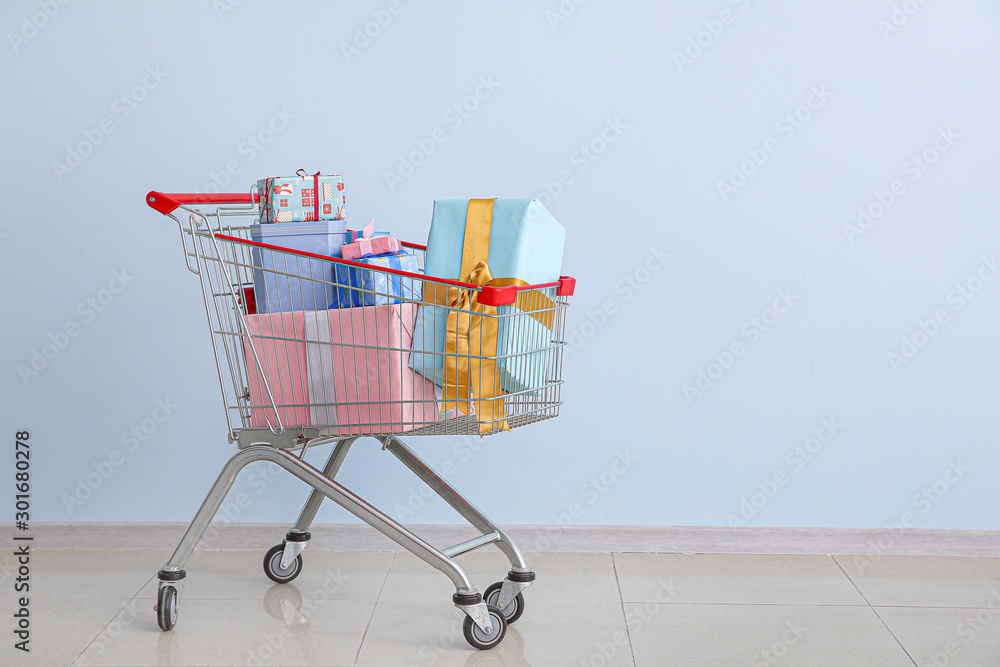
top-left (144, 190), bottom-right (575, 650)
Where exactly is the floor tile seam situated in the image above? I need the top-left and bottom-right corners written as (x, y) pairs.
top-left (832, 555), bottom-right (919, 667)
top-left (353, 550), bottom-right (396, 667)
top-left (831, 554), bottom-right (874, 606)
top-left (869, 605), bottom-right (920, 667)
top-left (872, 604), bottom-right (1000, 610)
top-left (610, 552), bottom-right (639, 667)
top-left (67, 587), bottom-right (150, 667)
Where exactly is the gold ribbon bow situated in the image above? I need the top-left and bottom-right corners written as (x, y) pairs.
top-left (441, 260), bottom-right (509, 434)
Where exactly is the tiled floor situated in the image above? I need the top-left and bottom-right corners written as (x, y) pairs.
top-left (1, 548), bottom-right (998, 666)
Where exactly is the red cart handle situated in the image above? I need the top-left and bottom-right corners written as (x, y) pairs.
top-left (146, 191), bottom-right (259, 215)
top-left (147, 193), bottom-right (578, 304)
top-left (215, 233), bottom-right (575, 306)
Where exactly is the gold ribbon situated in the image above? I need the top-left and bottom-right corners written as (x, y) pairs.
top-left (439, 199), bottom-right (558, 434)
top-left (441, 260), bottom-right (508, 434)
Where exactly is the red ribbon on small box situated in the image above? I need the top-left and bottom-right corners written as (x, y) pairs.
top-left (342, 220), bottom-right (402, 259)
top-left (296, 169), bottom-right (321, 222)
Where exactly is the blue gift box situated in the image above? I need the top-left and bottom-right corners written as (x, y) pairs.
top-left (333, 251), bottom-right (422, 308)
top-left (495, 302), bottom-right (555, 396)
top-left (250, 221), bottom-right (346, 313)
top-left (409, 199), bottom-right (565, 392)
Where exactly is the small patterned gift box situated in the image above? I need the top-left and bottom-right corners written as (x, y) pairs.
top-left (257, 170), bottom-right (346, 223)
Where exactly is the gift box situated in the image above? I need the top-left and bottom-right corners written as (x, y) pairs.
top-left (342, 221), bottom-right (402, 260)
top-left (243, 311), bottom-right (311, 429)
top-left (344, 228), bottom-right (389, 244)
top-left (495, 298), bottom-right (557, 396)
top-left (343, 235), bottom-right (402, 260)
top-left (251, 221), bottom-right (346, 313)
top-left (343, 220), bottom-right (391, 247)
top-left (257, 171), bottom-right (346, 223)
top-left (333, 250), bottom-right (421, 308)
top-left (304, 303), bottom-right (438, 434)
top-left (409, 199), bottom-right (565, 392)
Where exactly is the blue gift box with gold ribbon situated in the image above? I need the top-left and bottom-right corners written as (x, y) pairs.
top-left (409, 199), bottom-right (565, 406)
top-left (332, 251), bottom-right (421, 308)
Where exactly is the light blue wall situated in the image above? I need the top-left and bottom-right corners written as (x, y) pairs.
top-left (2, 0), bottom-right (998, 530)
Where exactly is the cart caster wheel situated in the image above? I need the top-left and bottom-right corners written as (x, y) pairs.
top-left (156, 585), bottom-right (178, 631)
top-left (483, 581), bottom-right (525, 624)
top-left (463, 604), bottom-right (507, 650)
top-left (264, 543), bottom-right (302, 584)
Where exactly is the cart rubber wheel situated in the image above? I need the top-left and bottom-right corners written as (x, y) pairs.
top-left (463, 604), bottom-right (507, 650)
top-left (264, 543), bottom-right (302, 584)
top-left (156, 585), bottom-right (178, 631)
top-left (483, 581), bottom-right (525, 624)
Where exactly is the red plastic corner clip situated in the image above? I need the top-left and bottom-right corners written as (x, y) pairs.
top-left (477, 285), bottom-right (519, 307)
top-left (557, 276), bottom-right (576, 296)
top-left (241, 287), bottom-right (257, 315)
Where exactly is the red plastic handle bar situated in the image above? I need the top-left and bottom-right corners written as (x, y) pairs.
top-left (146, 191), bottom-right (259, 215)
top-left (214, 233), bottom-right (573, 306)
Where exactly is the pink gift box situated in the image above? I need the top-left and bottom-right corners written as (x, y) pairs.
top-left (342, 235), bottom-right (402, 260)
top-left (341, 219), bottom-right (402, 260)
top-left (305, 302), bottom-right (437, 434)
top-left (243, 311), bottom-right (311, 429)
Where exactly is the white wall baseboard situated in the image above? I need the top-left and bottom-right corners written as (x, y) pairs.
top-left (18, 523), bottom-right (999, 557)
